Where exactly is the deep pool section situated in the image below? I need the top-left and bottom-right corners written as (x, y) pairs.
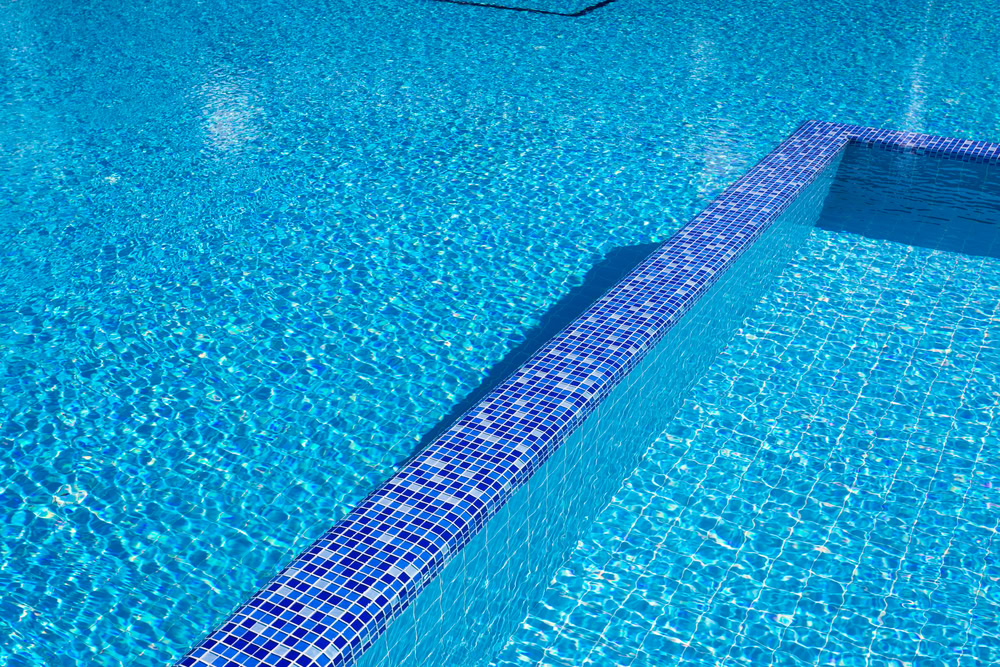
top-left (820, 144), bottom-right (1000, 258)
top-left (492, 148), bottom-right (1000, 665)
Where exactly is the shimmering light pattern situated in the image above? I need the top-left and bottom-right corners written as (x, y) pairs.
top-left (1, 0), bottom-right (998, 663)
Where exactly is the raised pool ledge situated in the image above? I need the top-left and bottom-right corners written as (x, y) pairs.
top-left (178, 121), bottom-right (1000, 667)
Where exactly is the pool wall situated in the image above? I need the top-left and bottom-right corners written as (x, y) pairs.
top-left (179, 122), bottom-right (1000, 667)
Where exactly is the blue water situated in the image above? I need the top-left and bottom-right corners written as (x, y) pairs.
top-left (1, 0), bottom-right (998, 664)
top-left (492, 152), bottom-right (1000, 665)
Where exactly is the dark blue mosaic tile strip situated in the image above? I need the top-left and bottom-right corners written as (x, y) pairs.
top-left (177, 121), bottom-right (1000, 667)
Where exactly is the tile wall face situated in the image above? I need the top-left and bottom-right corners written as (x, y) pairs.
top-left (178, 123), bottom-right (1000, 667)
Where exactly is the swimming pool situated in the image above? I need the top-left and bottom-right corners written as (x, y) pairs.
top-left (1, 0), bottom-right (999, 664)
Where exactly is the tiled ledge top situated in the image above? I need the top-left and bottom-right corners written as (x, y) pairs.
top-left (178, 122), bottom-right (1000, 667)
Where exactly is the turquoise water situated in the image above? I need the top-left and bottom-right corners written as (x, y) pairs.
top-left (1, 0), bottom-right (999, 664)
top-left (492, 152), bottom-right (1000, 665)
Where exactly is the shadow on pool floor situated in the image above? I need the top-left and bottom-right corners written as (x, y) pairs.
top-left (414, 240), bottom-right (661, 454)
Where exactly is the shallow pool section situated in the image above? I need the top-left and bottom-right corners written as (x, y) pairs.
top-left (492, 144), bottom-right (1000, 665)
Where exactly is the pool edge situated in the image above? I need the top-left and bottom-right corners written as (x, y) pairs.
top-left (176, 121), bottom-right (1000, 667)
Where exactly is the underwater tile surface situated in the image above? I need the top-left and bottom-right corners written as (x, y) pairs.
top-left (1, 0), bottom-right (1000, 664)
top-left (492, 225), bottom-right (1000, 666)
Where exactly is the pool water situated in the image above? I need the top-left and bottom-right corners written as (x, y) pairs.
top-left (1, 0), bottom-right (998, 664)
top-left (491, 154), bottom-right (1000, 665)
